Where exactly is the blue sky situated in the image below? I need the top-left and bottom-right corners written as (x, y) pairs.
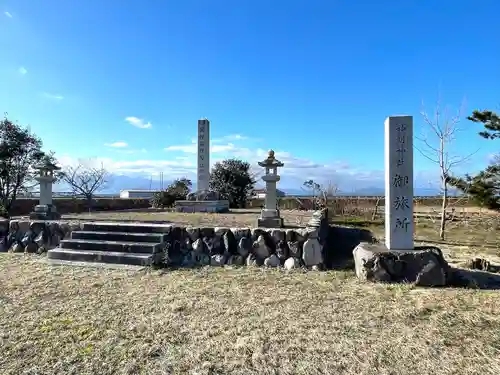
top-left (1, 0), bottom-right (499, 192)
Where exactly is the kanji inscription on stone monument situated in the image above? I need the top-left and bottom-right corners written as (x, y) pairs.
top-left (197, 119), bottom-right (210, 191)
top-left (384, 116), bottom-right (414, 250)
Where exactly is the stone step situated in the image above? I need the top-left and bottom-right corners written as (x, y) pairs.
top-left (81, 222), bottom-right (173, 234)
top-left (59, 239), bottom-right (163, 254)
top-left (47, 248), bottom-right (156, 266)
top-left (71, 231), bottom-right (166, 243)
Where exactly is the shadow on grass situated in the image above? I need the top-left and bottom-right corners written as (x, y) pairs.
top-left (449, 267), bottom-right (500, 290)
top-left (324, 225), bottom-right (378, 270)
top-left (330, 218), bottom-right (384, 228)
top-left (416, 238), bottom-right (500, 250)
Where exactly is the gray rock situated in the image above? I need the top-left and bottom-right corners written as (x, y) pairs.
top-left (192, 238), bottom-right (206, 254)
top-left (11, 243), bottom-right (22, 253)
top-left (223, 230), bottom-right (238, 255)
top-left (284, 257), bottom-right (299, 270)
top-left (181, 252), bottom-right (196, 267)
top-left (302, 238), bottom-right (323, 267)
top-left (353, 243), bottom-right (450, 287)
top-left (286, 229), bottom-right (305, 243)
top-left (253, 235), bottom-right (270, 259)
top-left (227, 255), bottom-right (245, 266)
top-left (246, 254), bottom-right (259, 267)
top-left (196, 254), bottom-right (211, 266)
top-left (269, 229), bottom-right (285, 243)
top-left (275, 241), bottom-right (289, 263)
top-left (305, 227), bottom-right (319, 239)
top-left (287, 241), bottom-right (302, 258)
top-left (307, 208), bottom-right (328, 228)
top-left (264, 254), bottom-right (280, 268)
top-left (183, 237), bottom-right (192, 252)
top-left (214, 227), bottom-right (227, 237)
top-left (251, 228), bottom-right (266, 240)
top-left (231, 228), bottom-right (251, 242)
top-left (210, 254), bottom-right (226, 266)
top-left (238, 237), bottom-right (252, 257)
top-left (200, 227), bottom-right (215, 239)
top-left (24, 243), bottom-right (38, 253)
top-left (34, 232), bottom-right (45, 247)
top-left (185, 227), bottom-right (200, 241)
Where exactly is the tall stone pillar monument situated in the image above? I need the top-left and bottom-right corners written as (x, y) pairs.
top-left (352, 115), bottom-right (448, 287)
top-left (257, 150), bottom-right (284, 228)
top-left (174, 118), bottom-right (229, 213)
top-left (384, 115), bottom-right (414, 250)
top-left (197, 118), bottom-right (210, 192)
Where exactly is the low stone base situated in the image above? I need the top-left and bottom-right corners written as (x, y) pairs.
top-left (353, 242), bottom-right (450, 287)
top-left (257, 217), bottom-right (284, 228)
top-left (175, 200), bottom-right (230, 213)
top-left (29, 204), bottom-right (61, 220)
top-left (29, 212), bottom-right (62, 220)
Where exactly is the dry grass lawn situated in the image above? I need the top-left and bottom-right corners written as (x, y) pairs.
top-left (1, 210), bottom-right (500, 374)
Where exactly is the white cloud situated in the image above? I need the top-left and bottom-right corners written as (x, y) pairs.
top-left (42, 92), bottom-right (64, 100)
top-left (104, 141), bottom-right (128, 148)
top-left (18, 66), bottom-right (27, 75)
top-left (4, 11), bottom-right (12, 18)
top-left (165, 144), bottom-right (197, 153)
top-left (165, 139), bottom-right (236, 154)
top-left (56, 133), bottom-right (440, 192)
top-left (222, 134), bottom-right (247, 141)
top-left (125, 116), bottom-right (152, 129)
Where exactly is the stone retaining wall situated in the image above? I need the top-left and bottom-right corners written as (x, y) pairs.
top-left (1, 220), bottom-right (80, 254)
top-left (164, 226), bottom-right (329, 269)
top-left (1, 217), bottom-right (376, 270)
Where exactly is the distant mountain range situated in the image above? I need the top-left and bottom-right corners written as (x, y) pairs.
top-left (55, 175), bottom-right (457, 197)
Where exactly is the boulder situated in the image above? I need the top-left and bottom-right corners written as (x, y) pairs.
top-left (252, 235), bottom-right (271, 259)
top-left (237, 237), bottom-right (252, 258)
top-left (264, 254), bottom-right (280, 268)
top-left (284, 257), bottom-right (300, 270)
top-left (353, 242), bottom-right (450, 287)
top-left (302, 237), bottom-right (323, 267)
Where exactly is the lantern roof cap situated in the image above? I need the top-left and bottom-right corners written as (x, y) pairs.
top-left (258, 150), bottom-right (284, 167)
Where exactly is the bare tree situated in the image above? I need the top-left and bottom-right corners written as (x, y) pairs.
top-left (61, 160), bottom-right (108, 211)
top-left (417, 97), bottom-right (475, 240)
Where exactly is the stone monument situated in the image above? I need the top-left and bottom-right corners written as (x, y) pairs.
top-left (175, 118), bottom-right (229, 213)
top-left (384, 115), bottom-right (414, 250)
top-left (197, 118), bottom-right (210, 192)
top-left (256, 150), bottom-right (284, 228)
top-left (352, 116), bottom-right (450, 287)
top-left (29, 156), bottom-right (61, 220)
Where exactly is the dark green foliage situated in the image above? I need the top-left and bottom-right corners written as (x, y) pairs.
top-left (150, 191), bottom-right (176, 208)
top-left (0, 115), bottom-right (55, 213)
top-left (468, 110), bottom-right (500, 139)
top-left (150, 178), bottom-right (192, 208)
top-left (209, 159), bottom-right (255, 208)
top-left (448, 165), bottom-right (500, 210)
top-left (167, 178), bottom-right (192, 201)
top-left (448, 110), bottom-right (500, 209)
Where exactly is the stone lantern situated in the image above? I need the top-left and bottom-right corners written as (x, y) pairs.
top-left (29, 156), bottom-right (61, 220)
top-left (257, 150), bottom-right (284, 228)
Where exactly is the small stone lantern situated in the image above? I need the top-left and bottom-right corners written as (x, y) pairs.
top-left (29, 156), bottom-right (61, 220)
top-left (257, 150), bottom-right (284, 228)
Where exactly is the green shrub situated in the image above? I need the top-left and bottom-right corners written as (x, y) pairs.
top-left (150, 191), bottom-right (176, 208)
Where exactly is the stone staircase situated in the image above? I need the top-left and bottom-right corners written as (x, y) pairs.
top-left (47, 222), bottom-right (172, 267)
